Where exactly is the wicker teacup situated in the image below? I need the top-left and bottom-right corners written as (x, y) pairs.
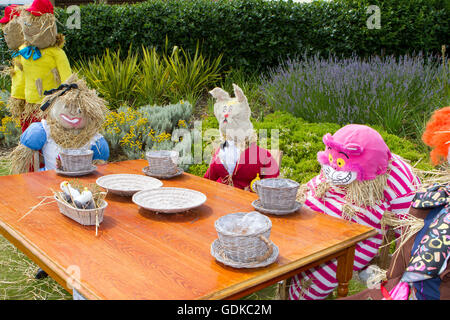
top-left (145, 150), bottom-right (178, 175)
top-left (215, 212), bottom-right (273, 263)
top-left (254, 178), bottom-right (299, 210)
top-left (59, 149), bottom-right (94, 172)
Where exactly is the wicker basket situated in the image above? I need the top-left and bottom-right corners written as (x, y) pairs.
top-left (59, 149), bottom-right (94, 172)
top-left (254, 178), bottom-right (299, 210)
top-left (145, 150), bottom-right (178, 175)
top-left (215, 212), bottom-right (273, 263)
top-left (54, 194), bottom-right (107, 226)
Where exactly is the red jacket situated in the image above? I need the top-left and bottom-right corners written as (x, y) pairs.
top-left (204, 143), bottom-right (280, 190)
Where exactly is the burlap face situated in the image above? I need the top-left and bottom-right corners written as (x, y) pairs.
top-left (42, 74), bottom-right (109, 149)
top-left (21, 11), bottom-right (57, 48)
top-left (1, 16), bottom-right (24, 50)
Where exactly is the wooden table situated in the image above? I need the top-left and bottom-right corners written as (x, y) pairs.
top-left (0, 160), bottom-right (377, 300)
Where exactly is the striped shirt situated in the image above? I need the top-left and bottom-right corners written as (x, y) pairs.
top-left (290, 154), bottom-right (420, 300)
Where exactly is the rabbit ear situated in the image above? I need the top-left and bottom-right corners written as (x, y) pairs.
top-left (232, 83), bottom-right (247, 103)
top-left (209, 87), bottom-right (230, 101)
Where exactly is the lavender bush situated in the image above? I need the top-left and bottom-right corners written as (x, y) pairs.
top-left (261, 53), bottom-right (448, 139)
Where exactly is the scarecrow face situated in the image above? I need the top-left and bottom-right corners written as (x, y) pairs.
top-left (1, 18), bottom-right (24, 50)
top-left (321, 147), bottom-right (358, 185)
top-left (210, 84), bottom-right (253, 143)
top-left (50, 100), bottom-right (86, 130)
top-left (21, 11), bottom-right (56, 48)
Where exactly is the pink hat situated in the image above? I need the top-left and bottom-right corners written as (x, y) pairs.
top-left (317, 124), bottom-right (392, 181)
top-left (0, 5), bottom-right (20, 24)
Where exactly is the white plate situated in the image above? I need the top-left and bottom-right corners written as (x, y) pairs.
top-left (96, 174), bottom-right (163, 196)
top-left (132, 187), bottom-right (207, 213)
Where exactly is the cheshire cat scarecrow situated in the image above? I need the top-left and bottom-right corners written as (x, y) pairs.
top-left (9, 74), bottom-right (109, 174)
top-left (1, 5), bottom-right (26, 123)
top-left (204, 84), bottom-right (279, 190)
top-left (340, 107), bottom-right (450, 300)
top-left (289, 124), bottom-right (420, 300)
top-left (17, 0), bottom-right (71, 131)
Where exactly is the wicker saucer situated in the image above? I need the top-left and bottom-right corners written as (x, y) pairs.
top-left (252, 199), bottom-right (301, 215)
top-left (211, 238), bottom-right (279, 269)
top-left (55, 165), bottom-right (97, 177)
top-left (142, 166), bottom-right (183, 179)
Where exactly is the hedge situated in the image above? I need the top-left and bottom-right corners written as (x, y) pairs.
top-left (43, 0), bottom-right (450, 72)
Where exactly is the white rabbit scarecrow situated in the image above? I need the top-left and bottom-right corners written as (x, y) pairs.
top-left (204, 84), bottom-right (279, 190)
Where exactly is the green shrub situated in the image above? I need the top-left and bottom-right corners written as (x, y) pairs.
top-left (54, 0), bottom-right (449, 72)
top-left (188, 111), bottom-right (433, 184)
top-left (102, 101), bottom-right (197, 170)
top-left (76, 44), bottom-right (224, 109)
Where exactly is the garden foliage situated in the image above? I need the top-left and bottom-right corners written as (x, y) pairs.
top-left (261, 53), bottom-right (449, 140)
top-left (75, 44), bottom-right (223, 109)
top-left (102, 101), bottom-right (197, 170)
top-left (49, 0), bottom-right (450, 72)
top-left (188, 111), bottom-right (433, 184)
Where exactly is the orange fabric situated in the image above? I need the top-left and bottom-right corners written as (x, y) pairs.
top-left (422, 106), bottom-right (450, 165)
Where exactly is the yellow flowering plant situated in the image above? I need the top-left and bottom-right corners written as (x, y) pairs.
top-left (102, 101), bottom-right (193, 162)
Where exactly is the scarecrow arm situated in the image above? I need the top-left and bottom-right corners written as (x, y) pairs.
top-left (20, 122), bottom-right (47, 151)
top-left (91, 136), bottom-right (110, 161)
top-left (53, 47), bottom-right (72, 84)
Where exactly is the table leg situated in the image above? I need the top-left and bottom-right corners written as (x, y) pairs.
top-left (336, 245), bottom-right (355, 298)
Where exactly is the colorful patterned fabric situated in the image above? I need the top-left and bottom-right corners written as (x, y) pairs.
top-left (403, 184), bottom-right (450, 284)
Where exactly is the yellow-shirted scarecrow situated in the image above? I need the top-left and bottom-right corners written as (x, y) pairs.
top-left (17, 0), bottom-right (71, 131)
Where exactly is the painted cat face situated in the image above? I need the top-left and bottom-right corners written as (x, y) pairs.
top-left (317, 124), bottom-right (392, 183)
top-left (50, 99), bottom-right (86, 130)
top-left (210, 84), bottom-right (253, 143)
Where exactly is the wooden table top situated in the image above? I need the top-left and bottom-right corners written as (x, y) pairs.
top-left (0, 160), bottom-right (377, 300)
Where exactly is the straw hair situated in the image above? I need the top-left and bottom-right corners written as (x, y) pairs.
top-left (42, 74), bottom-right (109, 149)
top-left (21, 11), bottom-right (57, 49)
top-left (381, 210), bottom-right (424, 270)
top-left (344, 172), bottom-right (389, 208)
top-left (22, 102), bottom-right (43, 123)
top-left (7, 97), bottom-right (25, 118)
top-left (8, 143), bottom-right (34, 174)
top-left (1, 15), bottom-right (24, 50)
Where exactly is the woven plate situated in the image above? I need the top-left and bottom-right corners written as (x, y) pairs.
top-left (96, 174), bottom-right (163, 197)
top-left (252, 199), bottom-right (302, 216)
top-left (142, 166), bottom-right (184, 179)
top-left (132, 187), bottom-right (207, 213)
top-left (55, 165), bottom-right (97, 177)
top-left (211, 238), bottom-right (279, 269)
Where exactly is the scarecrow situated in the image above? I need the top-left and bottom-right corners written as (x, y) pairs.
top-left (17, 0), bottom-right (71, 131)
top-left (9, 74), bottom-right (110, 173)
top-left (289, 124), bottom-right (421, 300)
top-left (204, 84), bottom-right (279, 190)
top-left (0, 5), bottom-right (26, 123)
top-left (340, 107), bottom-right (450, 300)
